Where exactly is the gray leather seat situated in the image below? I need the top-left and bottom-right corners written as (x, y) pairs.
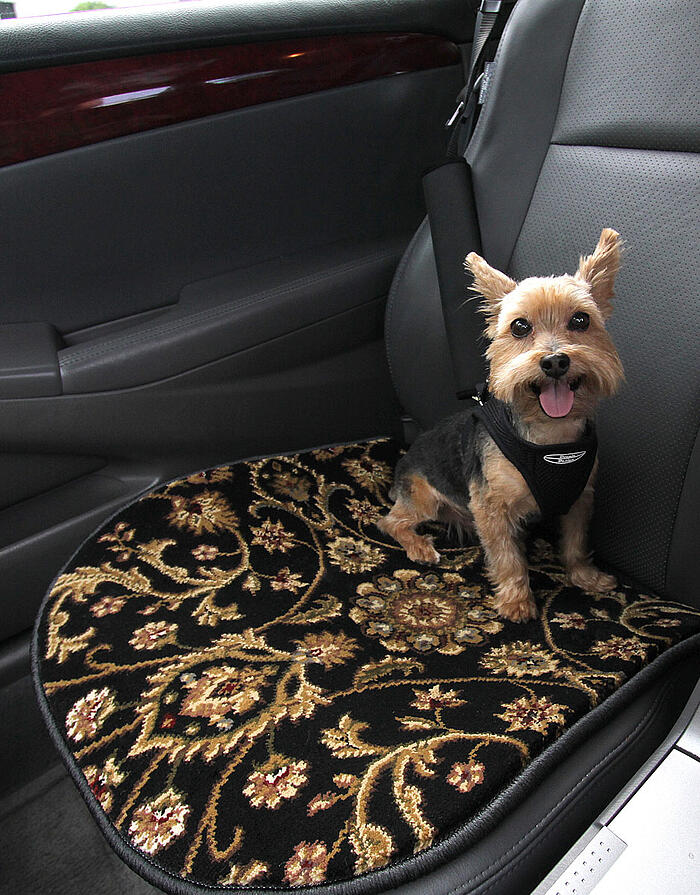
top-left (385, 0), bottom-right (700, 890)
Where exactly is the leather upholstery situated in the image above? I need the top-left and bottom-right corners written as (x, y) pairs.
top-left (553, 0), bottom-right (700, 152)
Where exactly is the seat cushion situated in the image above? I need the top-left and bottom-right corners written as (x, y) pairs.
top-left (32, 439), bottom-right (700, 892)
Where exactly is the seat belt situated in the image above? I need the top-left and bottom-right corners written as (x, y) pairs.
top-left (423, 0), bottom-right (516, 401)
top-left (446, 0), bottom-right (510, 160)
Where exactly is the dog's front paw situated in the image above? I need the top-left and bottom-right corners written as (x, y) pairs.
top-left (406, 536), bottom-right (441, 565)
top-left (493, 582), bottom-right (538, 623)
top-left (568, 564), bottom-right (617, 593)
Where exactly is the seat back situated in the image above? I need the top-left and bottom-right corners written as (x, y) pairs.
top-left (386, 0), bottom-right (700, 605)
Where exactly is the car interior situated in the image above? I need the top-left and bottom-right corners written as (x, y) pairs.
top-left (0, 0), bottom-right (698, 893)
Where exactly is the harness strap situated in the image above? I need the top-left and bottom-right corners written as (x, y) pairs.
top-left (471, 396), bottom-right (598, 517)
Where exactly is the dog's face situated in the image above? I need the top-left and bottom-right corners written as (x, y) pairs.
top-left (465, 228), bottom-right (624, 425)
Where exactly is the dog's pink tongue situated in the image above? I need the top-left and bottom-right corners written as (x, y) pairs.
top-left (538, 379), bottom-right (575, 418)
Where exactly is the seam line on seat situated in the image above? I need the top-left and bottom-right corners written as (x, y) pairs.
top-left (550, 141), bottom-right (700, 155)
top-left (501, 0), bottom-right (588, 272)
top-left (662, 417), bottom-right (700, 594)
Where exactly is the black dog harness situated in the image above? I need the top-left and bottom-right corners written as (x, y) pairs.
top-left (470, 394), bottom-right (598, 518)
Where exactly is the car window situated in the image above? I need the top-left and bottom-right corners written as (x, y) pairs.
top-left (2, 0), bottom-right (182, 20)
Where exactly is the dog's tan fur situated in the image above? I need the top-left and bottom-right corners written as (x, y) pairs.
top-left (378, 474), bottom-right (472, 565)
top-left (380, 228), bottom-right (624, 622)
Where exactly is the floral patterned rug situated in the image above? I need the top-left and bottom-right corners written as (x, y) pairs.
top-left (33, 438), bottom-right (700, 892)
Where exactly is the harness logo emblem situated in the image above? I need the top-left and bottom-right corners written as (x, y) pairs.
top-left (543, 451), bottom-right (587, 465)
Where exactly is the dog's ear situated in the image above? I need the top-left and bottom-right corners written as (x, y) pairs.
top-left (576, 228), bottom-right (621, 319)
top-left (464, 253), bottom-right (516, 331)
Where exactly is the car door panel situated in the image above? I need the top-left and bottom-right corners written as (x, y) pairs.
top-left (0, 34), bottom-right (460, 166)
top-left (0, 0), bottom-right (474, 72)
top-left (0, 2), bottom-right (471, 677)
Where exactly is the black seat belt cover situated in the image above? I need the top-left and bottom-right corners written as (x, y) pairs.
top-left (423, 158), bottom-right (486, 400)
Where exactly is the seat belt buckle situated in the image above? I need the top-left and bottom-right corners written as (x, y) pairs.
top-left (480, 0), bottom-right (502, 12)
top-left (445, 99), bottom-right (466, 129)
top-left (445, 74), bottom-right (483, 129)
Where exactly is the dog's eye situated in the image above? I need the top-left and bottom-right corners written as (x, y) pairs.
top-left (568, 311), bottom-right (590, 331)
top-left (510, 318), bottom-right (532, 339)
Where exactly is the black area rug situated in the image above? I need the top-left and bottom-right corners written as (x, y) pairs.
top-left (33, 439), bottom-right (700, 892)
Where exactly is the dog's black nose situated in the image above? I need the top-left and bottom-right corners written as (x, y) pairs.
top-left (540, 353), bottom-right (570, 379)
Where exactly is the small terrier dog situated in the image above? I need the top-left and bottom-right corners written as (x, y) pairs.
top-left (379, 228), bottom-right (624, 622)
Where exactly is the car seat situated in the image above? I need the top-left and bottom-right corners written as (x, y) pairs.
top-left (32, 1), bottom-right (700, 893)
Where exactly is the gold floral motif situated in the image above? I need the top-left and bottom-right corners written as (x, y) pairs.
top-left (480, 642), bottom-right (560, 678)
top-left (242, 574), bottom-right (261, 593)
top-left (293, 631), bottom-right (358, 669)
top-left (313, 446), bottom-right (346, 461)
top-left (321, 715), bottom-right (383, 760)
top-left (83, 757), bottom-right (125, 812)
top-left (180, 665), bottom-right (277, 725)
top-left (496, 695), bottom-right (567, 733)
top-left (167, 490), bottom-right (238, 535)
top-left (393, 755), bottom-right (435, 849)
top-left (185, 468), bottom-right (233, 485)
top-left (411, 685), bottom-right (466, 712)
top-left (97, 522), bottom-right (136, 563)
top-left (269, 567), bottom-right (307, 593)
top-left (334, 773), bottom-right (359, 790)
top-left (128, 788), bottom-right (190, 854)
top-left (90, 596), bottom-right (127, 617)
top-left (267, 466), bottom-right (312, 502)
top-left (219, 860), bottom-right (270, 885)
top-left (327, 537), bottom-right (385, 574)
top-left (349, 822), bottom-right (394, 875)
top-left (447, 760), bottom-right (485, 793)
top-left (284, 840), bottom-right (329, 886)
top-left (346, 498), bottom-right (382, 526)
top-left (590, 635), bottom-right (648, 662)
top-left (307, 791), bottom-right (338, 816)
top-left (129, 621), bottom-right (178, 651)
top-left (284, 673), bottom-right (332, 722)
top-left (551, 611), bottom-right (588, 630)
top-left (342, 453), bottom-right (392, 496)
top-left (243, 759), bottom-right (309, 809)
top-left (192, 544), bottom-right (219, 562)
top-left (35, 439), bottom-right (700, 889)
top-left (66, 687), bottom-right (116, 742)
top-left (250, 518), bottom-right (296, 553)
top-left (352, 569), bottom-right (502, 654)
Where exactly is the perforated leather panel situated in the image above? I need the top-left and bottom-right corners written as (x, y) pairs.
top-left (553, 0), bottom-right (700, 152)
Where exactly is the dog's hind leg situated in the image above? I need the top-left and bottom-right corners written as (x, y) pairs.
top-left (377, 474), bottom-right (444, 564)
